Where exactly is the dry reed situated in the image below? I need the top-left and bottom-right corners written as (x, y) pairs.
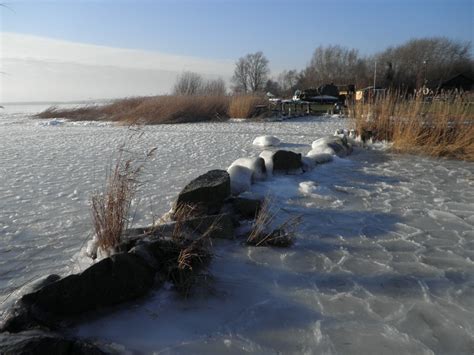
top-left (247, 198), bottom-right (300, 247)
top-left (36, 95), bottom-right (231, 124)
top-left (91, 140), bottom-right (156, 253)
top-left (351, 92), bottom-right (474, 161)
top-left (228, 95), bottom-right (268, 118)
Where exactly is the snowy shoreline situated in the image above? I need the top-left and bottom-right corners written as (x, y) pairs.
top-left (1, 110), bottom-right (473, 354)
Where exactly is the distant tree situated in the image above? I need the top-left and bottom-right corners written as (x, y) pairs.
top-left (376, 37), bottom-right (472, 90)
top-left (301, 45), bottom-right (367, 88)
top-left (173, 71), bottom-right (203, 95)
top-left (264, 79), bottom-right (281, 96)
top-left (201, 77), bottom-right (227, 96)
top-left (277, 69), bottom-right (299, 96)
top-left (232, 51), bottom-right (269, 93)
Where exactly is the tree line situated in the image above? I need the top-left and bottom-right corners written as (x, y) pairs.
top-left (173, 37), bottom-right (472, 97)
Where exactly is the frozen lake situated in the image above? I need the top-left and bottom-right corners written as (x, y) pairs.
top-left (1, 106), bottom-right (473, 354)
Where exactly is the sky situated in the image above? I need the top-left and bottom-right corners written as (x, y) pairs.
top-left (1, 0), bottom-right (473, 102)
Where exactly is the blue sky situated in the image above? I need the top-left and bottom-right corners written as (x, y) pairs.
top-left (2, 0), bottom-right (473, 71)
top-left (1, 0), bottom-right (472, 101)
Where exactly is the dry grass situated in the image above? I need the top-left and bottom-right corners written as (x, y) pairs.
top-left (172, 230), bottom-right (213, 297)
top-left (91, 139), bottom-right (156, 253)
top-left (36, 95), bottom-right (231, 124)
top-left (351, 92), bottom-right (474, 161)
top-left (247, 198), bottom-right (301, 247)
top-left (228, 95), bottom-right (269, 118)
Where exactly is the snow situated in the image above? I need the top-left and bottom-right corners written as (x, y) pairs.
top-left (252, 135), bottom-right (281, 147)
top-left (227, 164), bottom-right (253, 195)
top-left (1, 107), bottom-right (474, 354)
top-left (228, 157), bottom-right (266, 181)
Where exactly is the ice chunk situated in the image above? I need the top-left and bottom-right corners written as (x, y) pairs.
top-left (253, 135), bottom-right (281, 147)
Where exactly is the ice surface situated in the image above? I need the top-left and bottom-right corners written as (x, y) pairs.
top-left (1, 108), bottom-right (474, 354)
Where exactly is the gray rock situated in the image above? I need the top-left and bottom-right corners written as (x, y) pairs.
top-left (0, 330), bottom-right (106, 355)
top-left (183, 214), bottom-right (235, 239)
top-left (231, 197), bottom-right (262, 219)
top-left (174, 170), bottom-right (231, 217)
top-left (1, 253), bottom-right (155, 332)
top-left (272, 150), bottom-right (303, 173)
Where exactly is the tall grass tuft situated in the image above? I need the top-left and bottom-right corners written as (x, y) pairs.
top-left (228, 95), bottom-right (268, 118)
top-left (351, 92), bottom-right (474, 161)
top-left (247, 198), bottom-right (301, 247)
top-left (91, 138), bottom-right (156, 254)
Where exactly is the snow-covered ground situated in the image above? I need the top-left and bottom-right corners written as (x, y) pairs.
top-left (1, 105), bottom-right (473, 354)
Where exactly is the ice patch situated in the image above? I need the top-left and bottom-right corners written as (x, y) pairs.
top-left (37, 119), bottom-right (65, 126)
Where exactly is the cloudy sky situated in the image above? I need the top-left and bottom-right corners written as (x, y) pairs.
top-left (1, 0), bottom-right (472, 102)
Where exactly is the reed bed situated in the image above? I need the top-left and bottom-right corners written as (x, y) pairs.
top-left (36, 94), bottom-right (268, 123)
top-left (228, 95), bottom-right (268, 118)
top-left (351, 93), bottom-right (474, 161)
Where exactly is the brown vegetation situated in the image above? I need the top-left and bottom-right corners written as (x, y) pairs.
top-left (91, 141), bottom-right (156, 253)
top-left (228, 95), bottom-right (268, 118)
top-left (351, 93), bottom-right (474, 161)
top-left (247, 198), bottom-right (300, 247)
top-left (35, 94), bottom-right (269, 123)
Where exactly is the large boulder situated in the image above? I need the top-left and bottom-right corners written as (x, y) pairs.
top-left (184, 214), bottom-right (235, 240)
top-left (231, 197), bottom-right (262, 219)
top-left (0, 330), bottom-right (105, 355)
top-left (272, 150), bottom-right (303, 173)
top-left (227, 165), bottom-right (253, 195)
top-left (174, 170), bottom-right (231, 216)
top-left (228, 157), bottom-right (266, 181)
top-left (2, 253), bottom-right (155, 332)
top-left (311, 136), bottom-right (353, 157)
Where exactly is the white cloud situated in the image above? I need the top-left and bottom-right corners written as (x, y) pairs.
top-left (0, 32), bottom-right (234, 102)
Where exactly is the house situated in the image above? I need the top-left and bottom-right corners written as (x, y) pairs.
top-left (439, 73), bottom-right (473, 92)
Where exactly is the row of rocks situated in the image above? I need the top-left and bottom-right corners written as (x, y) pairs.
top-left (0, 134), bottom-right (354, 353)
top-left (227, 134), bottom-right (353, 195)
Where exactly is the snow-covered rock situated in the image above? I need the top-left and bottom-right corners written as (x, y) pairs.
top-left (311, 136), bottom-right (352, 157)
top-left (227, 165), bottom-right (253, 195)
top-left (252, 135), bottom-right (281, 147)
top-left (228, 157), bottom-right (267, 181)
top-left (261, 150), bottom-right (303, 174)
top-left (259, 150), bottom-right (275, 176)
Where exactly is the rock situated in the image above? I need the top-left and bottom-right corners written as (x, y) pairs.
top-left (311, 136), bottom-right (352, 157)
top-left (17, 253), bottom-right (154, 324)
top-left (228, 157), bottom-right (266, 181)
top-left (227, 165), bottom-right (253, 195)
top-left (259, 150), bottom-right (275, 176)
top-left (252, 135), bottom-right (281, 147)
top-left (231, 197), bottom-right (262, 219)
top-left (184, 214), bottom-right (235, 239)
top-left (0, 330), bottom-right (105, 355)
top-left (272, 150), bottom-right (303, 173)
top-left (174, 170), bottom-right (230, 216)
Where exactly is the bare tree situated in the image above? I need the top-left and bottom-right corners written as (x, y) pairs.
top-left (301, 45), bottom-right (367, 88)
top-left (173, 71), bottom-right (203, 95)
top-left (232, 51), bottom-right (269, 93)
top-left (376, 37), bottom-right (472, 90)
top-left (277, 69), bottom-right (299, 96)
top-left (202, 77), bottom-right (227, 95)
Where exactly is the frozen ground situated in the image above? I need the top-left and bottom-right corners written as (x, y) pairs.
top-left (1, 105), bottom-right (473, 354)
